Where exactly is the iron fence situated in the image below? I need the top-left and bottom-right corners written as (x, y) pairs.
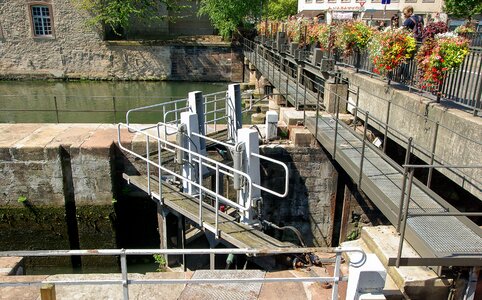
top-left (0, 247), bottom-right (366, 300)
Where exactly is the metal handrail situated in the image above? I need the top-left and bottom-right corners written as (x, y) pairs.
top-left (252, 152), bottom-right (289, 198)
top-left (395, 163), bottom-right (482, 268)
top-left (244, 41), bottom-right (481, 193)
top-left (0, 247), bottom-right (366, 300)
top-left (117, 123), bottom-right (252, 236)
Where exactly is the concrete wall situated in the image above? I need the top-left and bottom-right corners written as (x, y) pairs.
top-left (342, 68), bottom-right (482, 199)
top-left (0, 0), bottom-right (240, 81)
top-left (260, 146), bottom-right (338, 247)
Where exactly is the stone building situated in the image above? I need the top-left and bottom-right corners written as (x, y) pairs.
top-left (0, 0), bottom-right (242, 81)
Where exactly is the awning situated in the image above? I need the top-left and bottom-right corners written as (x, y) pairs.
top-left (362, 10), bottom-right (399, 20)
top-left (294, 10), bottom-right (326, 19)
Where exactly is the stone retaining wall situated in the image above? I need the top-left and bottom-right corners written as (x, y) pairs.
top-left (0, 124), bottom-right (344, 249)
top-left (0, 1), bottom-right (242, 81)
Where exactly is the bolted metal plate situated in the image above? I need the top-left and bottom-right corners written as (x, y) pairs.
top-left (179, 270), bottom-right (265, 300)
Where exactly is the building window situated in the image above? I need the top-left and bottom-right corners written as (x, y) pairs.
top-left (30, 4), bottom-right (53, 37)
top-left (316, 0), bottom-right (324, 3)
top-left (305, 0), bottom-right (312, 3)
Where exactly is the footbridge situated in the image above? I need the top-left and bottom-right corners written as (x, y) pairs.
top-left (242, 38), bottom-right (482, 269)
top-left (117, 85), bottom-right (298, 253)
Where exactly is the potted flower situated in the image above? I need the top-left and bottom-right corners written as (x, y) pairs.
top-left (416, 33), bottom-right (470, 91)
top-left (369, 28), bottom-right (417, 76)
top-left (337, 21), bottom-right (373, 57)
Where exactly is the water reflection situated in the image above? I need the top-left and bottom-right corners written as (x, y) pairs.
top-left (0, 81), bottom-right (229, 123)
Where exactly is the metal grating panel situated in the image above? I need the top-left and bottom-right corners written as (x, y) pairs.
top-left (179, 270), bottom-right (265, 300)
top-left (409, 216), bottom-right (482, 255)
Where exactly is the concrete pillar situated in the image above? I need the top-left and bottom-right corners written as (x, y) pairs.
top-left (227, 84), bottom-right (242, 142)
top-left (237, 128), bottom-right (261, 224)
top-left (297, 65), bottom-right (304, 84)
top-left (157, 205), bottom-right (169, 265)
top-left (188, 91), bottom-right (206, 151)
top-left (324, 82), bottom-right (348, 114)
top-left (180, 111), bottom-right (201, 195)
top-left (265, 111), bottom-right (278, 141)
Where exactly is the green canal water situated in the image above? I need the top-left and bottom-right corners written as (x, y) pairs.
top-left (0, 81), bottom-right (230, 124)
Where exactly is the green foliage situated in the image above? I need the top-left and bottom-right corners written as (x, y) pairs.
top-left (198, 0), bottom-right (263, 39)
top-left (75, 0), bottom-right (184, 35)
top-left (153, 254), bottom-right (167, 271)
top-left (266, 0), bottom-right (297, 21)
top-left (443, 0), bottom-right (482, 20)
top-left (17, 196), bottom-right (28, 204)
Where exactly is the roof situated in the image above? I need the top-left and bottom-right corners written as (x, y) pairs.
top-left (362, 10), bottom-right (399, 20)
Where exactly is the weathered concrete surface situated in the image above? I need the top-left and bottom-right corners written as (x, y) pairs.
top-left (342, 68), bottom-right (482, 199)
top-left (260, 145), bottom-right (338, 247)
top-left (0, 257), bottom-right (24, 276)
top-left (0, 268), bottom-right (342, 300)
top-left (344, 226), bottom-right (451, 300)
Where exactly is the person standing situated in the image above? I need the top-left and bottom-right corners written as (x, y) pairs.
top-left (390, 14), bottom-right (399, 29)
top-left (402, 6), bottom-right (424, 41)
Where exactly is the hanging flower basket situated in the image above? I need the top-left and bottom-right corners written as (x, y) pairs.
top-left (337, 21), bottom-right (373, 56)
top-left (416, 33), bottom-right (470, 91)
top-left (369, 29), bottom-right (417, 76)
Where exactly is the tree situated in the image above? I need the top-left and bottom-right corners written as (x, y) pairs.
top-left (443, 0), bottom-right (482, 20)
top-left (198, 0), bottom-right (263, 39)
top-left (266, 0), bottom-right (297, 20)
top-left (76, 0), bottom-right (184, 35)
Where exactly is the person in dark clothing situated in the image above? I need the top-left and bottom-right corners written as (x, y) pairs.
top-left (390, 14), bottom-right (399, 29)
top-left (402, 6), bottom-right (424, 41)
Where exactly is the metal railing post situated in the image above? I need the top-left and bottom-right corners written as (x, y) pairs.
top-left (54, 96), bottom-right (60, 124)
top-left (215, 164), bottom-right (220, 239)
top-left (358, 112), bottom-right (369, 188)
top-left (157, 124), bottom-right (163, 205)
top-left (397, 137), bottom-right (412, 232)
top-left (352, 86), bottom-right (360, 131)
top-left (332, 250), bottom-right (342, 300)
top-left (333, 84), bottom-right (340, 159)
top-left (383, 100), bottom-right (391, 153)
top-left (146, 135), bottom-right (151, 195)
top-left (199, 156), bottom-right (203, 227)
top-left (427, 122), bottom-right (439, 188)
top-left (315, 90), bottom-right (321, 140)
top-left (396, 168), bottom-right (415, 268)
top-left (120, 249), bottom-right (129, 300)
top-left (113, 96), bottom-right (117, 123)
top-left (474, 74), bottom-right (481, 116)
top-left (302, 75), bottom-right (307, 111)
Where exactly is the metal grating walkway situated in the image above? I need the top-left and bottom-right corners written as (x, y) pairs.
top-left (305, 114), bottom-right (482, 263)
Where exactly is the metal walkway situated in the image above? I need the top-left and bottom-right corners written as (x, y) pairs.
top-left (305, 114), bottom-right (482, 265)
top-left (244, 42), bottom-right (482, 266)
top-left (123, 174), bottom-right (293, 250)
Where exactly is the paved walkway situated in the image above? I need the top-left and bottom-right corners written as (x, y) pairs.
top-left (0, 265), bottom-right (346, 300)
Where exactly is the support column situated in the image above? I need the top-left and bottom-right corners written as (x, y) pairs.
top-left (157, 204), bottom-right (169, 265)
top-left (177, 215), bottom-right (186, 271)
top-left (227, 83), bottom-right (242, 142)
top-left (180, 111), bottom-right (201, 195)
top-left (188, 91), bottom-right (206, 150)
top-left (324, 82), bottom-right (348, 114)
top-left (237, 128), bottom-right (261, 224)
